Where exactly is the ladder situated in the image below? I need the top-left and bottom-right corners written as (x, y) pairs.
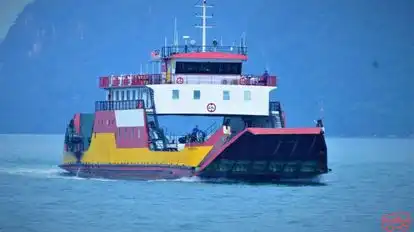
top-left (145, 88), bottom-right (168, 150)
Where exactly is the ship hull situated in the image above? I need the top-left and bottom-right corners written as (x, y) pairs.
top-left (60, 122), bottom-right (330, 182)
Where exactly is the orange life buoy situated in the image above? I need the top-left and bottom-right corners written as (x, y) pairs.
top-left (239, 77), bottom-right (247, 85)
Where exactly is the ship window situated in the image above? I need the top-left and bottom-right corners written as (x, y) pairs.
top-left (115, 91), bottom-right (119, 101)
top-left (132, 90), bottom-right (136, 100)
top-left (121, 91), bottom-right (125, 100)
top-left (131, 128), bottom-right (134, 138)
top-left (175, 62), bottom-right (242, 75)
top-left (172, 89), bottom-right (179, 100)
top-left (223, 90), bottom-right (230, 100)
top-left (193, 90), bottom-right (201, 100)
top-left (126, 90), bottom-right (130, 100)
top-left (244, 90), bottom-right (251, 101)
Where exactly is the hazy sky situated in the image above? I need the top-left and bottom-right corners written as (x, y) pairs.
top-left (0, 0), bottom-right (32, 39)
top-left (0, 0), bottom-right (412, 135)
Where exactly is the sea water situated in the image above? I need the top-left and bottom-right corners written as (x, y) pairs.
top-left (0, 134), bottom-right (413, 232)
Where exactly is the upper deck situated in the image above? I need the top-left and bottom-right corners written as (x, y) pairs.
top-left (160, 45), bottom-right (248, 60)
top-left (95, 1), bottom-right (277, 116)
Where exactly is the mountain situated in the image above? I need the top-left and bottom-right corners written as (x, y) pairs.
top-left (0, 0), bottom-right (412, 137)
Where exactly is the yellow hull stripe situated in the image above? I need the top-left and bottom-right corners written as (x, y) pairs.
top-left (63, 133), bottom-right (212, 167)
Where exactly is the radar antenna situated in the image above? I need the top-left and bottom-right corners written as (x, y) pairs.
top-left (195, 0), bottom-right (213, 52)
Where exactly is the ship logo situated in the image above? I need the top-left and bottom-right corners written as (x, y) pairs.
top-left (206, 103), bottom-right (216, 112)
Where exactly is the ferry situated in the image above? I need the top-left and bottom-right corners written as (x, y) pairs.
top-left (59, 1), bottom-right (330, 181)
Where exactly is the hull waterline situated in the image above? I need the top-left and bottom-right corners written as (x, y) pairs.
top-left (59, 163), bottom-right (331, 182)
top-left (59, 163), bottom-right (195, 180)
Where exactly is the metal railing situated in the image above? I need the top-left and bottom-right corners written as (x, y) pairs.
top-left (99, 74), bottom-right (163, 88)
top-left (173, 74), bottom-right (277, 86)
top-left (95, 100), bottom-right (145, 111)
top-left (161, 45), bottom-right (248, 58)
top-left (163, 121), bottom-right (221, 147)
top-left (99, 74), bottom-right (277, 88)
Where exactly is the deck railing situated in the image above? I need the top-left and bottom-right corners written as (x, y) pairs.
top-left (95, 100), bottom-right (145, 111)
top-left (161, 45), bottom-right (248, 58)
top-left (99, 74), bottom-right (277, 88)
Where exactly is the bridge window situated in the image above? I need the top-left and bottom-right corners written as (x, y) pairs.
top-left (132, 90), bottom-right (136, 100)
top-left (244, 90), bottom-right (251, 101)
top-left (172, 89), bottom-right (179, 100)
top-left (121, 91), bottom-right (125, 100)
top-left (175, 62), bottom-right (242, 75)
top-left (137, 89), bottom-right (142, 99)
top-left (223, 90), bottom-right (230, 100)
top-left (115, 91), bottom-right (119, 101)
top-left (193, 90), bottom-right (201, 100)
top-left (126, 90), bottom-right (130, 100)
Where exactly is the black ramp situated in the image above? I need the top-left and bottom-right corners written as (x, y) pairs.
top-left (198, 128), bottom-right (329, 180)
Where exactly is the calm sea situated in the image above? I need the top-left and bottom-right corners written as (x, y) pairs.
top-left (0, 134), bottom-right (412, 232)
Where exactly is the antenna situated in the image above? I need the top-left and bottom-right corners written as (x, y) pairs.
top-left (318, 100), bottom-right (324, 119)
top-left (173, 17), bottom-right (179, 49)
top-left (240, 32), bottom-right (247, 47)
top-left (195, 0), bottom-right (213, 52)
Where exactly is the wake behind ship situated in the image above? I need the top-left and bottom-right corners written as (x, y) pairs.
top-left (59, 1), bottom-right (331, 181)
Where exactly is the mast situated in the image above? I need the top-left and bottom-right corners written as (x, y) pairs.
top-left (195, 0), bottom-right (213, 52)
top-left (173, 17), bottom-right (178, 52)
top-left (240, 32), bottom-right (246, 47)
top-left (201, 1), bottom-right (207, 51)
